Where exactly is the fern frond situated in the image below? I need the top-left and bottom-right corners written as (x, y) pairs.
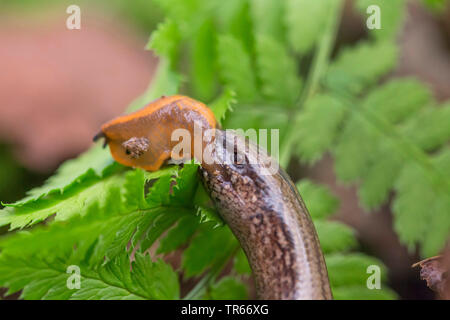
top-left (296, 74), bottom-right (450, 255)
top-left (249, 0), bottom-right (285, 40)
top-left (315, 220), bottom-right (357, 254)
top-left (255, 35), bottom-right (302, 106)
top-left (191, 19), bottom-right (218, 102)
top-left (4, 144), bottom-right (115, 208)
top-left (146, 18), bottom-right (181, 65)
top-left (207, 276), bottom-right (248, 300)
top-left (209, 88), bottom-right (237, 124)
top-left (216, 34), bottom-right (259, 101)
top-left (325, 40), bottom-right (397, 94)
top-left (393, 148), bottom-right (450, 255)
top-left (0, 173), bottom-right (126, 230)
top-left (182, 224), bottom-right (238, 278)
top-left (157, 215), bottom-right (200, 254)
top-left (0, 252), bottom-right (179, 300)
top-left (295, 94), bottom-right (346, 164)
top-left (284, 0), bottom-right (332, 54)
top-left (296, 179), bottom-right (339, 220)
top-left (233, 248), bottom-right (252, 275)
top-left (402, 102), bottom-right (450, 152)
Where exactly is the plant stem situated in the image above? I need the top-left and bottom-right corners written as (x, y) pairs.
top-left (279, 0), bottom-right (344, 168)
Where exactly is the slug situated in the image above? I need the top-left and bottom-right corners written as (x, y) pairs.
top-left (95, 95), bottom-right (332, 300)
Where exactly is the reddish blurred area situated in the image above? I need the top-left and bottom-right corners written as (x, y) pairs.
top-left (0, 7), bottom-right (156, 173)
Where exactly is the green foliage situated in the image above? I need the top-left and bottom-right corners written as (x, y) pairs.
top-left (250, 0), bottom-right (285, 40)
top-left (393, 149), bottom-right (450, 256)
top-left (182, 224), bottom-right (237, 278)
top-left (146, 19), bottom-right (181, 66)
top-left (216, 34), bottom-right (259, 101)
top-left (295, 75), bottom-right (450, 255)
top-left (209, 88), bottom-right (237, 124)
top-left (325, 40), bottom-right (398, 95)
top-left (421, 0), bottom-right (449, 11)
top-left (356, 0), bottom-right (406, 40)
top-left (233, 249), bottom-right (252, 275)
top-left (285, 0), bottom-right (332, 54)
top-left (255, 35), bottom-right (302, 106)
top-left (0, 252), bottom-right (179, 300)
top-left (0, 160), bottom-right (235, 299)
top-left (207, 276), bottom-right (248, 300)
top-left (4, 144), bottom-right (116, 208)
top-left (295, 95), bottom-right (346, 164)
top-left (296, 180), bottom-right (339, 220)
top-left (2, 0), bottom-right (446, 300)
top-left (191, 19), bottom-right (218, 101)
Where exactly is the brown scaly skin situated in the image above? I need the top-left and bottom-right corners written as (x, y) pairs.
top-left (200, 130), bottom-right (332, 300)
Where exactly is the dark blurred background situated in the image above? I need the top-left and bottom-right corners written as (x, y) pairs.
top-left (0, 0), bottom-right (449, 299)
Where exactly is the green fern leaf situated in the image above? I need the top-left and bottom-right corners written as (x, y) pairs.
top-left (0, 252), bottom-right (179, 300)
top-left (393, 148), bottom-right (450, 256)
top-left (191, 18), bottom-right (218, 102)
top-left (357, 141), bottom-right (403, 209)
top-left (4, 144), bottom-right (115, 207)
top-left (250, 0), bottom-right (285, 40)
top-left (157, 215), bottom-right (200, 254)
top-left (334, 79), bottom-right (431, 184)
top-left (182, 224), bottom-right (237, 278)
top-left (296, 180), bottom-right (339, 220)
top-left (146, 19), bottom-right (180, 64)
top-left (295, 94), bottom-right (346, 163)
top-left (403, 102), bottom-right (450, 152)
top-left (285, 0), bottom-right (332, 54)
top-left (255, 35), bottom-right (302, 106)
top-left (207, 276), bottom-right (248, 300)
top-left (216, 34), bottom-right (259, 101)
top-left (326, 253), bottom-right (388, 287)
top-left (326, 40), bottom-right (397, 94)
top-left (0, 173), bottom-right (127, 230)
top-left (362, 79), bottom-right (431, 123)
top-left (209, 88), bottom-right (236, 124)
top-left (233, 248), bottom-right (252, 275)
top-left (315, 220), bottom-right (357, 254)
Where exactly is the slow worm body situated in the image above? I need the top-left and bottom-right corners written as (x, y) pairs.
top-left (96, 95), bottom-right (332, 300)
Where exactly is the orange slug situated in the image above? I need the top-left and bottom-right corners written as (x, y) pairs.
top-left (95, 95), bottom-right (332, 300)
top-left (94, 95), bottom-right (216, 171)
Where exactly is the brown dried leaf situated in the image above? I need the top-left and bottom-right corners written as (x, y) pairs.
top-left (413, 246), bottom-right (450, 299)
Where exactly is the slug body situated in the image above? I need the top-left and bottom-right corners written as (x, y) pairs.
top-left (96, 95), bottom-right (216, 171)
top-left (96, 95), bottom-right (332, 300)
